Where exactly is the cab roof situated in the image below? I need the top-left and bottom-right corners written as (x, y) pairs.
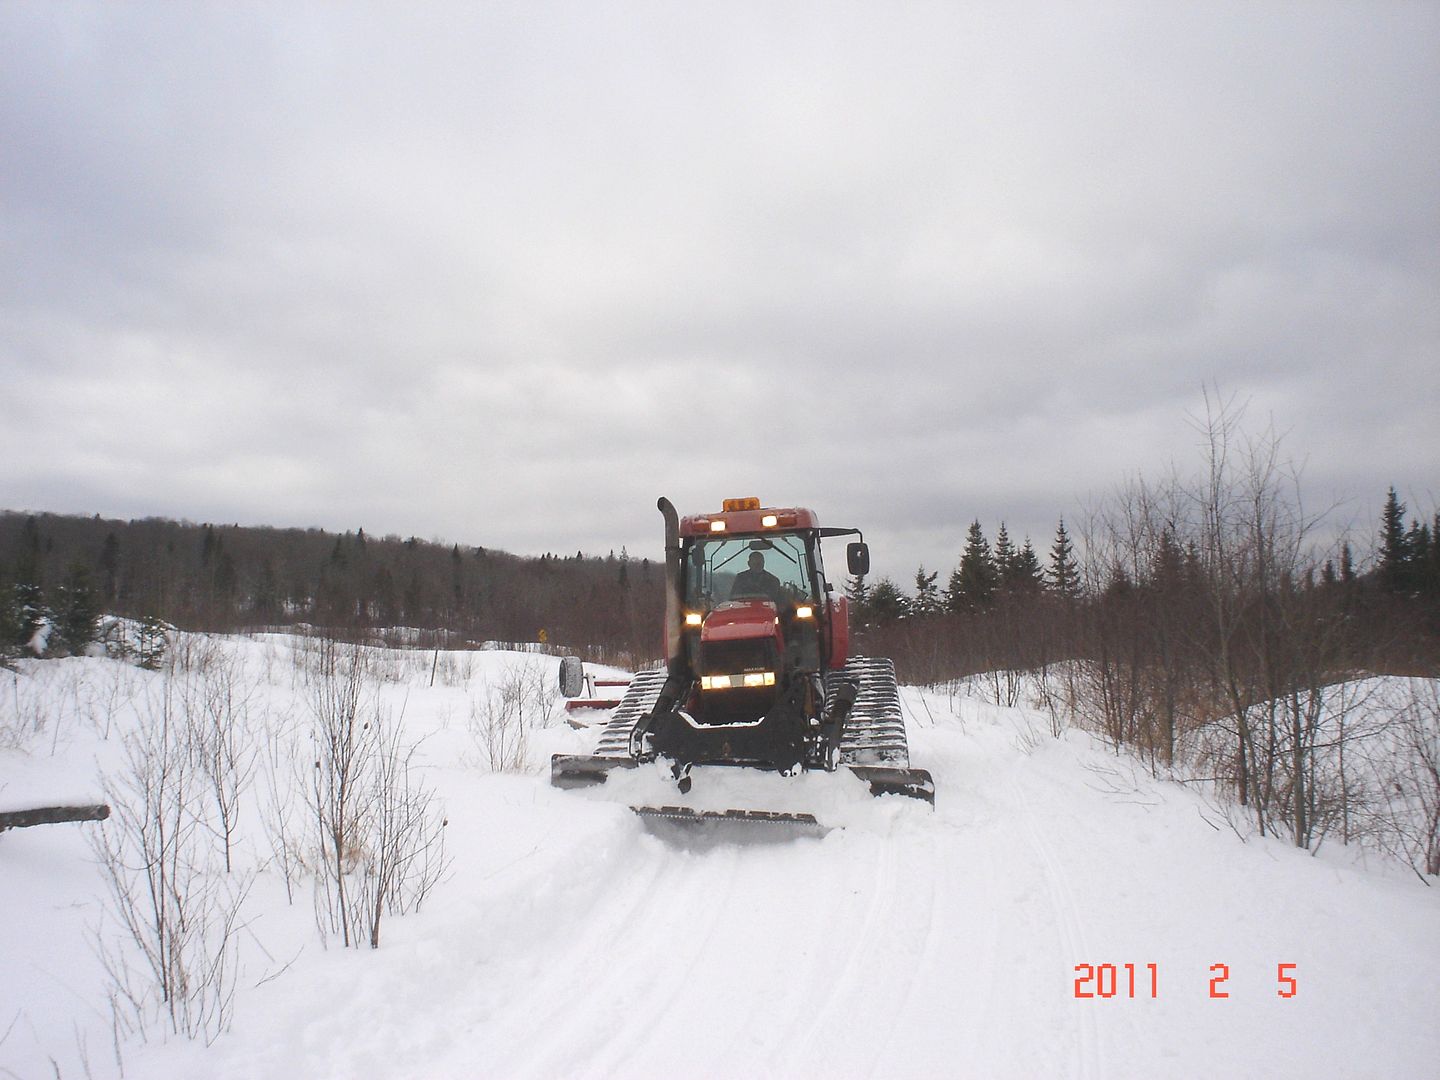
top-left (678, 498), bottom-right (820, 538)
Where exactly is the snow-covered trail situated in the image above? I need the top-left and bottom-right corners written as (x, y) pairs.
top-left (143, 684), bottom-right (1437, 1080)
top-left (5, 645), bottom-right (1437, 1080)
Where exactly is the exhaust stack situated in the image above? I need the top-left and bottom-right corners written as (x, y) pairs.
top-left (658, 496), bottom-right (683, 672)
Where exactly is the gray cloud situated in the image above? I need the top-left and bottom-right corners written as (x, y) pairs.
top-left (2, 2), bottom-right (1436, 583)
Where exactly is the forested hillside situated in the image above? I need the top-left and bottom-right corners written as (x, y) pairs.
top-left (0, 512), bottom-right (663, 663)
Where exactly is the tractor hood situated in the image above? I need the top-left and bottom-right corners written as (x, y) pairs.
top-left (701, 600), bottom-right (782, 645)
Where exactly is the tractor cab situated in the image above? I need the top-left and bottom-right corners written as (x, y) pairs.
top-left (631, 497), bottom-right (870, 766)
top-left (674, 499), bottom-right (864, 715)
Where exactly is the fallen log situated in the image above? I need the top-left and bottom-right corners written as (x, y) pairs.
top-left (0, 804), bottom-right (110, 832)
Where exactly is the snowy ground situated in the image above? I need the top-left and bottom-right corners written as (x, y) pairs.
top-left (2, 635), bottom-right (1437, 1079)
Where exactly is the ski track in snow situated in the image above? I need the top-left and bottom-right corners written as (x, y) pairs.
top-left (1011, 774), bottom-right (1102, 1080)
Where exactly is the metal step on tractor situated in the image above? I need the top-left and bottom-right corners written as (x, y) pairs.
top-left (551, 497), bottom-right (934, 826)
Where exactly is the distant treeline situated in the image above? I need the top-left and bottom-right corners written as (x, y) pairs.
top-left (857, 480), bottom-right (1438, 684)
top-left (0, 512), bottom-right (663, 665)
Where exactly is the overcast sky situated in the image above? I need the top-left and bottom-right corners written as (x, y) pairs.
top-left (2, 2), bottom-right (1437, 582)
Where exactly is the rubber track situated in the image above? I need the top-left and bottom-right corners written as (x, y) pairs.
top-left (587, 658), bottom-right (911, 770)
top-left (590, 667), bottom-right (669, 757)
top-left (826, 656), bottom-right (912, 768)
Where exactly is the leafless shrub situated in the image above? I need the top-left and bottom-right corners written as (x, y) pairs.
top-left (1368, 680), bottom-right (1440, 880)
top-left (466, 660), bottom-right (558, 772)
top-left (260, 708), bottom-right (304, 904)
top-left (303, 639), bottom-right (449, 947)
top-left (363, 715), bottom-right (449, 946)
top-left (90, 680), bottom-right (251, 1044)
top-left (182, 650), bottom-right (260, 874)
top-left (304, 639), bottom-right (371, 947)
top-left (0, 665), bottom-right (54, 750)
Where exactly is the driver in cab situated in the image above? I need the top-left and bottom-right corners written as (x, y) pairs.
top-left (730, 551), bottom-right (785, 603)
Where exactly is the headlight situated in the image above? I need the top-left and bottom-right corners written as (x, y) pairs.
top-left (795, 605), bottom-right (814, 619)
top-left (701, 672), bottom-right (775, 690)
top-left (684, 612), bottom-right (703, 627)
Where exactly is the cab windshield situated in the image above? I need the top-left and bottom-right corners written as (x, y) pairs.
top-left (685, 534), bottom-right (814, 607)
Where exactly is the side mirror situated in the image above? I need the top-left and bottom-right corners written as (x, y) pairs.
top-left (558, 655), bottom-right (585, 698)
top-left (847, 542), bottom-right (870, 577)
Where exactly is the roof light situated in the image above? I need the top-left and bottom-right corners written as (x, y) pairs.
top-left (795, 605), bottom-right (814, 619)
top-left (722, 497), bottom-right (761, 512)
top-left (761, 514), bottom-right (778, 528)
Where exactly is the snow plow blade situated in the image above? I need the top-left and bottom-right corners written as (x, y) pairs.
top-left (631, 805), bottom-right (821, 826)
top-left (848, 765), bottom-right (936, 805)
top-left (550, 755), bottom-right (934, 806)
top-left (550, 754), bottom-right (636, 789)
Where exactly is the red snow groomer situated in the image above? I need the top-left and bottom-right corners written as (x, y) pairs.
top-left (551, 497), bottom-right (934, 824)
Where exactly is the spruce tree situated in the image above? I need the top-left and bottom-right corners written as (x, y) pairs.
top-left (136, 614), bottom-right (168, 670)
top-left (912, 566), bottom-right (941, 616)
top-left (1048, 519), bottom-right (1080, 598)
top-left (0, 585), bottom-right (20, 664)
top-left (993, 524), bottom-right (1017, 587)
top-left (13, 582), bottom-right (47, 654)
top-left (845, 573), bottom-right (869, 609)
top-left (1379, 487), bottom-right (1410, 593)
top-left (953, 522), bottom-right (997, 612)
top-left (1009, 538), bottom-right (1045, 595)
top-left (15, 516), bottom-right (42, 587)
top-left (866, 577), bottom-right (909, 622)
top-left (52, 562), bottom-right (99, 656)
top-left (98, 532), bottom-right (120, 604)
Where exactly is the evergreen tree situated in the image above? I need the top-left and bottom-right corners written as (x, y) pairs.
top-left (1340, 541), bottom-right (1356, 584)
top-left (13, 582), bottom-right (47, 653)
top-left (866, 577), bottom-right (909, 622)
top-left (845, 573), bottom-right (870, 616)
top-left (944, 562), bottom-right (963, 614)
top-left (1048, 519), bottom-right (1080, 598)
top-left (98, 531), bottom-right (120, 604)
top-left (1009, 538), bottom-right (1045, 595)
top-left (0, 585), bottom-right (20, 663)
top-left (950, 527), bottom-right (996, 613)
top-left (1379, 487), bottom-right (1410, 593)
top-left (15, 515), bottom-right (42, 586)
top-left (136, 614), bottom-right (168, 670)
top-left (1407, 520), bottom-right (1430, 591)
top-left (52, 562), bottom-right (100, 656)
top-left (1430, 513), bottom-right (1440, 596)
top-left (993, 524), bottom-right (1017, 585)
top-left (949, 521), bottom-right (997, 612)
top-left (1150, 528), bottom-right (1184, 593)
top-left (912, 566), bottom-right (941, 616)
top-left (843, 574), bottom-right (870, 630)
